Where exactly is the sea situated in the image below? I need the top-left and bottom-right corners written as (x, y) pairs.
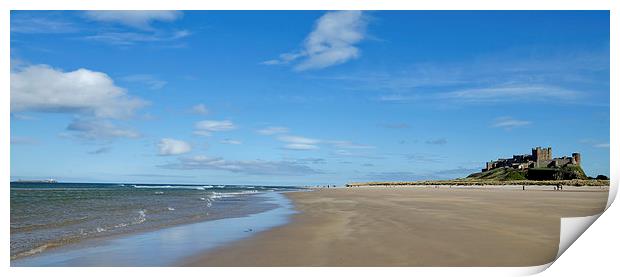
top-left (10, 182), bottom-right (302, 266)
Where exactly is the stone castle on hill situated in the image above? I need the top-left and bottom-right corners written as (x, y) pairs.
top-left (482, 147), bottom-right (581, 172)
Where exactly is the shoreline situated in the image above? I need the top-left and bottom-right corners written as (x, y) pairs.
top-left (11, 191), bottom-right (296, 266)
top-left (185, 186), bottom-right (608, 266)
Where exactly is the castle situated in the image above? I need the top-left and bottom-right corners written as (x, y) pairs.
top-left (482, 147), bottom-right (580, 172)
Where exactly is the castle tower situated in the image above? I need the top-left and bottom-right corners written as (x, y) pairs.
top-left (532, 147), bottom-right (540, 161)
top-left (544, 147), bottom-right (552, 161)
top-left (572, 153), bottom-right (581, 165)
top-left (532, 146), bottom-right (552, 167)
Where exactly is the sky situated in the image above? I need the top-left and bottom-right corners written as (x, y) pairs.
top-left (10, 11), bottom-right (610, 185)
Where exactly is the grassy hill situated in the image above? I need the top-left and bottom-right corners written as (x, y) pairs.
top-left (466, 165), bottom-right (587, 181)
top-left (466, 167), bottom-right (527, 181)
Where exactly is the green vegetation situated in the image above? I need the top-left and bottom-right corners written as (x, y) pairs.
top-left (466, 167), bottom-right (527, 181)
top-left (467, 165), bottom-right (587, 181)
top-left (506, 170), bottom-right (527, 180)
top-left (561, 165), bottom-right (587, 180)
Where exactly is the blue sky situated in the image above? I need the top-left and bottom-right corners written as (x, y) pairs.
top-left (10, 11), bottom-right (610, 185)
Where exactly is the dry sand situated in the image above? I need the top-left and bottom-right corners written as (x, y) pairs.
top-left (185, 186), bottom-right (608, 267)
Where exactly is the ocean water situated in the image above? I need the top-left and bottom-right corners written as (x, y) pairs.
top-left (10, 182), bottom-right (300, 263)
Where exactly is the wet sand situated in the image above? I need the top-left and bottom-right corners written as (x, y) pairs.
top-left (185, 187), bottom-right (608, 267)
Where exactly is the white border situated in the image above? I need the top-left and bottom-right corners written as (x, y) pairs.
top-left (1, 1), bottom-right (617, 276)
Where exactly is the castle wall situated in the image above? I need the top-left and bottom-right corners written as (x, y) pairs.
top-left (485, 147), bottom-right (580, 171)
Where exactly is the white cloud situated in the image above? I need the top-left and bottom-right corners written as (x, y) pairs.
top-left (122, 74), bottom-right (167, 90)
top-left (160, 155), bottom-right (322, 176)
top-left (257, 126), bottom-right (289, 135)
top-left (326, 140), bottom-right (374, 149)
top-left (220, 139), bottom-right (242, 145)
top-left (491, 116), bottom-right (531, 130)
top-left (579, 139), bottom-right (610, 149)
top-left (440, 85), bottom-right (581, 103)
top-left (11, 13), bottom-right (79, 34)
top-left (278, 135), bottom-right (321, 150)
top-left (283, 144), bottom-right (320, 150)
top-left (264, 11), bottom-right (367, 71)
top-left (190, 104), bottom-right (209, 115)
top-left (157, 138), bottom-right (192, 156)
top-left (594, 143), bottom-right (610, 148)
top-left (274, 135), bottom-right (372, 151)
top-left (11, 114), bottom-right (36, 120)
top-left (83, 30), bottom-right (190, 46)
top-left (278, 135), bottom-right (320, 145)
top-left (11, 64), bottom-right (146, 119)
top-left (193, 130), bottom-right (212, 137)
top-left (66, 118), bottom-right (140, 140)
top-left (332, 149), bottom-right (382, 159)
top-left (194, 120), bottom-right (236, 136)
top-left (84, 11), bottom-right (182, 30)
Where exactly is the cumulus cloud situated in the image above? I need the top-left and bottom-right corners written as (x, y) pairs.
top-left (193, 120), bottom-right (236, 136)
top-left (160, 155), bottom-right (322, 176)
top-left (84, 11), bottom-right (182, 30)
top-left (257, 126), bottom-right (289, 135)
top-left (66, 118), bottom-right (140, 140)
top-left (491, 116), bottom-right (531, 130)
top-left (263, 11), bottom-right (367, 71)
top-left (11, 64), bottom-right (146, 119)
top-left (157, 138), bottom-right (192, 156)
top-left (190, 104), bottom-right (209, 115)
top-left (278, 135), bottom-right (321, 150)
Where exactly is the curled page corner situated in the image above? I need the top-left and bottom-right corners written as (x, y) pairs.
top-left (606, 177), bottom-right (618, 209)
top-left (520, 213), bottom-right (605, 276)
top-left (556, 213), bottom-right (602, 260)
top-left (520, 262), bottom-right (554, 276)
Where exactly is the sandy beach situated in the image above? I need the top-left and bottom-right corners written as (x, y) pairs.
top-left (185, 186), bottom-right (608, 266)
